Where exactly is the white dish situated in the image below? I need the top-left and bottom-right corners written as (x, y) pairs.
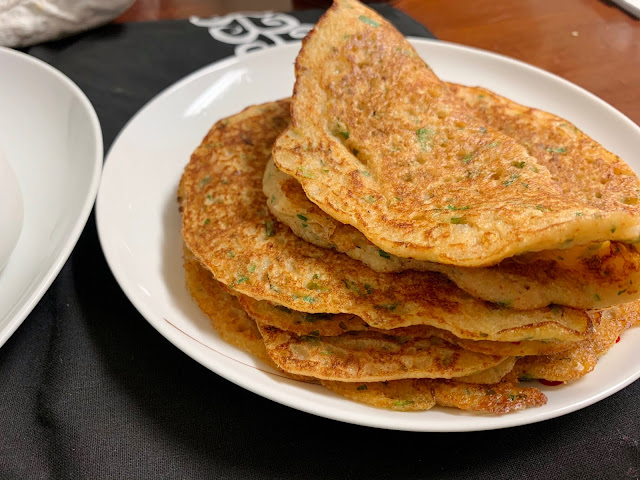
top-left (97, 39), bottom-right (640, 432)
top-left (0, 147), bottom-right (24, 271)
top-left (0, 47), bottom-right (102, 347)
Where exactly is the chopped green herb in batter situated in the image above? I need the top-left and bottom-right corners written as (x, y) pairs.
top-left (265, 219), bottom-right (276, 237)
top-left (358, 15), bottom-right (380, 27)
top-left (546, 146), bottom-right (567, 154)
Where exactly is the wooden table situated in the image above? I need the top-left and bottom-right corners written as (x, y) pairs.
top-left (116, 0), bottom-right (640, 125)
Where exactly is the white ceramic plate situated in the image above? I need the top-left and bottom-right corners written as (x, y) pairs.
top-left (97, 39), bottom-right (640, 432)
top-left (0, 47), bottom-right (102, 347)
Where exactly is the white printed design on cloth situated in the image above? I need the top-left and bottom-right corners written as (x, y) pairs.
top-left (190, 12), bottom-right (313, 56)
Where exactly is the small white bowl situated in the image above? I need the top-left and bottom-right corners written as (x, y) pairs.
top-left (0, 47), bottom-right (102, 347)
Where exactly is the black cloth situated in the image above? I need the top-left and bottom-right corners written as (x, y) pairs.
top-left (0, 5), bottom-right (637, 479)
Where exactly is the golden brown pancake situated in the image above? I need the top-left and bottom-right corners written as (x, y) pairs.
top-left (183, 251), bottom-right (546, 413)
top-left (179, 101), bottom-right (591, 343)
top-left (321, 379), bottom-right (437, 411)
top-left (271, 0), bottom-right (640, 267)
top-left (514, 343), bottom-right (598, 383)
top-left (321, 379), bottom-right (547, 413)
top-left (589, 301), bottom-right (640, 356)
top-left (236, 291), bottom-right (578, 357)
top-left (426, 381), bottom-right (548, 414)
top-left (264, 155), bottom-right (640, 310)
top-left (256, 322), bottom-right (511, 382)
top-left (265, 80), bottom-right (640, 310)
top-left (184, 245), bottom-right (638, 391)
top-left (183, 246), bottom-right (273, 366)
top-left (509, 301), bottom-right (640, 382)
top-left (319, 300), bottom-right (640, 409)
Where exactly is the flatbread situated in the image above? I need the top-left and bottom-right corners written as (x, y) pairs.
top-left (590, 301), bottom-right (640, 356)
top-left (514, 343), bottom-right (598, 382)
top-left (256, 322), bottom-right (510, 382)
top-left (271, 0), bottom-right (640, 266)
top-left (185, 248), bottom-right (638, 389)
top-left (265, 78), bottom-right (640, 311)
top-left (183, 250), bottom-right (543, 412)
top-left (179, 101), bottom-right (591, 343)
top-left (183, 246), bottom-right (272, 365)
top-left (264, 155), bottom-right (640, 310)
top-left (237, 291), bottom-right (578, 357)
top-left (321, 379), bottom-right (547, 413)
top-left (509, 301), bottom-right (640, 382)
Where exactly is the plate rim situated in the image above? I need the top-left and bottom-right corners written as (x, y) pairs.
top-left (0, 46), bottom-right (104, 348)
top-left (96, 37), bottom-right (640, 432)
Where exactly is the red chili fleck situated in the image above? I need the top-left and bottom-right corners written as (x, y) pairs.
top-left (616, 336), bottom-right (621, 343)
top-left (539, 379), bottom-right (564, 387)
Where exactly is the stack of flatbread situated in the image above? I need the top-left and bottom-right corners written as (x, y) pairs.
top-left (179, 0), bottom-right (640, 414)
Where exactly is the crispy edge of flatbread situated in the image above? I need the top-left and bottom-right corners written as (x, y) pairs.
top-left (256, 322), bottom-right (511, 382)
top-left (508, 301), bottom-right (640, 383)
top-left (184, 248), bottom-right (553, 413)
top-left (183, 246), bottom-right (314, 383)
top-left (265, 153), bottom-right (640, 311)
top-left (237, 291), bottom-right (577, 357)
top-left (320, 378), bottom-right (547, 413)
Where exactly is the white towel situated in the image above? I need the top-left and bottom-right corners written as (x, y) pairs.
top-left (0, 0), bottom-right (134, 47)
